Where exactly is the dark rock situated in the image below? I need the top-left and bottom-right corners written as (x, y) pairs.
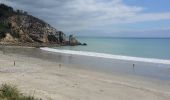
top-left (69, 34), bottom-right (80, 46)
top-left (82, 43), bottom-right (87, 46)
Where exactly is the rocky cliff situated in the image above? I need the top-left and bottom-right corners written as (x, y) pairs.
top-left (0, 4), bottom-right (82, 47)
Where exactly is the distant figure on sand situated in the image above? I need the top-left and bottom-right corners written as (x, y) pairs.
top-left (133, 64), bottom-right (135, 70)
top-left (14, 61), bottom-right (15, 66)
top-left (59, 64), bottom-right (61, 68)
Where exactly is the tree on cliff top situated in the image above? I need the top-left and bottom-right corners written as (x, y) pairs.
top-left (0, 3), bottom-right (14, 17)
top-left (0, 3), bottom-right (28, 17)
top-left (0, 4), bottom-right (28, 39)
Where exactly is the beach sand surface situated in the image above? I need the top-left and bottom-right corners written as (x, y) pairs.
top-left (0, 50), bottom-right (170, 100)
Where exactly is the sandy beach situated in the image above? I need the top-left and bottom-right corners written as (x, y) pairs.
top-left (0, 48), bottom-right (170, 100)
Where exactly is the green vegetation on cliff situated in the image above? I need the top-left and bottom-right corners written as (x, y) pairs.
top-left (0, 22), bottom-right (9, 38)
top-left (0, 4), bottom-right (30, 43)
top-left (0, 4), bottom-right (15, 17)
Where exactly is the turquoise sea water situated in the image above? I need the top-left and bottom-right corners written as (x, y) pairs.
top-left (55, 37), bottom-right (170, 60)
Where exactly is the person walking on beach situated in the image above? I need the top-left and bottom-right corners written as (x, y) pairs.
top-left (132, 64), bottom-right (135, 72)
top-left (14, 61), bottom-right (15, 66)
top-left (59, 64), bottom-right (61, 68)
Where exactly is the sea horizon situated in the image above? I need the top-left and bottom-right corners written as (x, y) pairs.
top-left (76, 36), bottom-right (170, 39)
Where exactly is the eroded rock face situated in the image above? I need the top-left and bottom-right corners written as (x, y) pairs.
top-left (2, 33), bottom-right (16, 43)
top-left (6, 15), bottom-right (66, 44)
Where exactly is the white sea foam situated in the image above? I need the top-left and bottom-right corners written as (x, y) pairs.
top-left (40, 47), bottom-right (170, 65)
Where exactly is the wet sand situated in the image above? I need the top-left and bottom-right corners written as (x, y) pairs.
top-left (0, 47), bottom-right (170, 100)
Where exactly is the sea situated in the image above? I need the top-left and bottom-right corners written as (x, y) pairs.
top-left (39, 37), bottom-right (170, 80)
top-left (41, 37), bottom-right (170, 64)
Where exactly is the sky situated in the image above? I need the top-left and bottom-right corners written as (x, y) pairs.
top-left (1, 0), bottom-right (170, 37)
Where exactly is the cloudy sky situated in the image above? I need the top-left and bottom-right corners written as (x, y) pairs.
top-left (1, 0), bottom-right (170, 37)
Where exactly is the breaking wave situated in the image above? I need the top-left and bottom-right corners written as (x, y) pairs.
top-left (41, 47), bottom-right (170, 65)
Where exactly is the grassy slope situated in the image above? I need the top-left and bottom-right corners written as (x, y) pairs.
top-left (0, 84), bottom-right (41, 100)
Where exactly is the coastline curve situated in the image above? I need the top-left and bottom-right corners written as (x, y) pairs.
top-left (40, 47), bottom-right (170, 65)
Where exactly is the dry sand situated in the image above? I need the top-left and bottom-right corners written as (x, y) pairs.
top-left (0, 51), bottom-right (170, 100)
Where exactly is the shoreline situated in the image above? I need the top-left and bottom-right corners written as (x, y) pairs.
top-left (2, 45), bottom-right (170, 65)
top-left (1, 47), bottom-right (170, 80)
top-left (0, 47), bottom-right (170, 99)
top-left (41, 47), bottom-right (170, 65)
top-left (0, 43), bottom-right (60, 48)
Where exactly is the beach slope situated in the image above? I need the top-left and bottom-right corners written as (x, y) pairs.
top-left (0, 50), bottom-right (170, 100)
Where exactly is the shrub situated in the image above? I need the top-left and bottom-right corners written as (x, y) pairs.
top-left (0, 84), bottom-right (41, 100)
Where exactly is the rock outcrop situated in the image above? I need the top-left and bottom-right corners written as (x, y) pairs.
top-left (68, 35), bottom-right (87, 46)
top-left (0, 4), bottom-right (85, 47)
top-left (69, 35), bottom-right (80, 46)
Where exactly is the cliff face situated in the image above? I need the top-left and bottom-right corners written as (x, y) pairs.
top-left (7, 15), bottom-right (66, 44)
top-left (0, 4), bottom-right (67, 46)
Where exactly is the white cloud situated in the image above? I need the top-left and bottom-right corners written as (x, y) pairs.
top-left (2, 0), bottom-right (170, 34)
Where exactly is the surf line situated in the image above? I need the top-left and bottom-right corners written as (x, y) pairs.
top-left (41, 47), bottom-right (170, 65)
